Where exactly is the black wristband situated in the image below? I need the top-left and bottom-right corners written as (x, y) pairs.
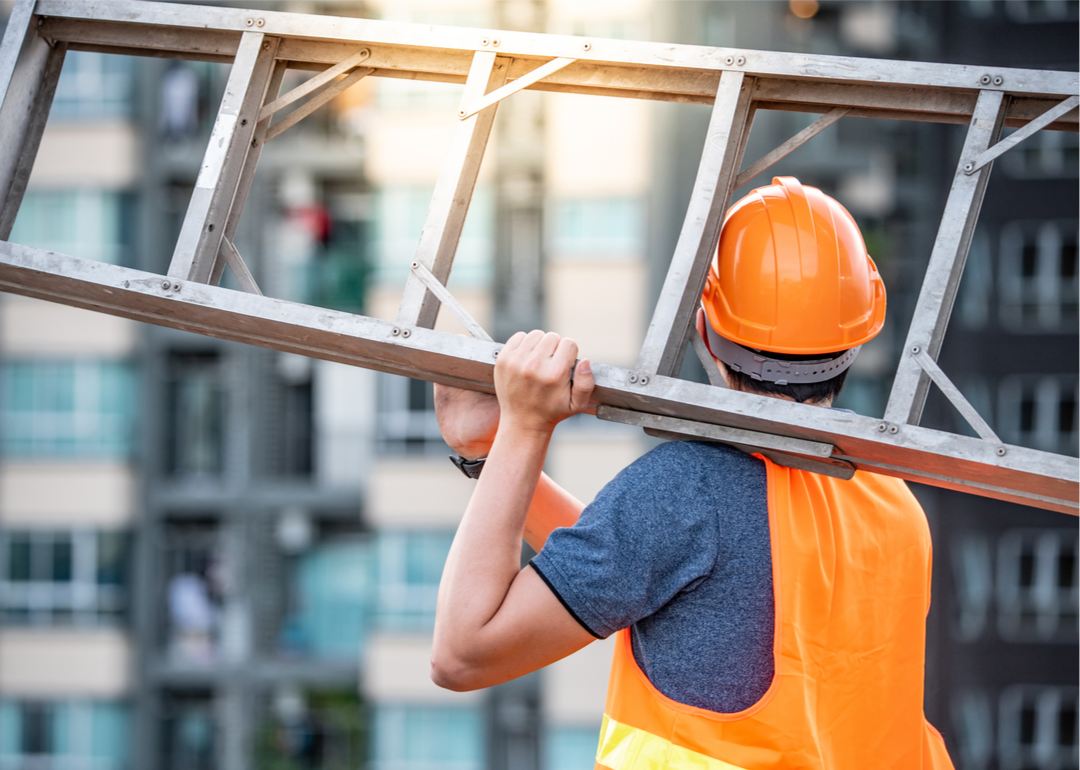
top-left (450, 454), bottom-right (486, 479)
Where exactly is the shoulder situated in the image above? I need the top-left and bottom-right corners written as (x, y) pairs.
top-left (615, 440), bottom-right (765, 495)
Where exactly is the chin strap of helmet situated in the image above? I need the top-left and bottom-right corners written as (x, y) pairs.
top-left (702, 316), bottom-right (860, 385)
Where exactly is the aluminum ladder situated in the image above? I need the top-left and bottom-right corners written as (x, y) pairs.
top-left (0, 0), bottom-right (1077, 513)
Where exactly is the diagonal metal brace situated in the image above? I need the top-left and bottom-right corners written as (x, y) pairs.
top-left (459, 56), bottom-right (575, 119)
top-left (218, 238), bottom-right (262, 296)
top-left (734, 106), bottom-right (851, 189)
top-left (409, 259), bottom-right (493, 341)
top-left (910, 345), bottom-right (1000, 443)
top-left (265, 66), bottom-right (373, 143)
top-left (690, 331), bottom-right (727, 388)
top-left (964, 95), bottom-right (1079, 175)
top-left (259, 48), bottom-right (370, 122)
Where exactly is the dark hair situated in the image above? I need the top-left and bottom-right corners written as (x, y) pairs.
top-left (720, 351), bottom-right (850, 405)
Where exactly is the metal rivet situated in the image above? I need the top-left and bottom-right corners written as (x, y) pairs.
top-left (262, 42), bottom-right (270, 50)
top-left (911, 345), bottom-right (921, 354)
top-left (996, 447), bottom-right (1007, 456)
top-left (172, 283), bottom-right (181, 292)
top-left (481, 37), bottom-right (490, 46)
top-left (494, 350), bottom-right (500, 358)
top-left (491, 38), bottom-right (500, 47)
top-left (979, 74), bottom-right (991, 85)
top-left (391, 327), bottom-right (401, 337)
top-left (411, 261), bottom-right (420, 269)
top-left (255, 18), bottom-right (264, 27)
top-left (246, 18), bottom-right (254, 26)
top-left (401, 329), bottom-right (411, 338)
top-left (963, 162), bottom-right (975, 174)
top-left (888, 425), bottom-right (899, 434)
top-left (240, 119), bottom-right (248, 126)
top-left (878, 423), bottom-right (888, 432)
top-left (251, 138), bottom-right (258, 148)
top-left (582, 41), bottom-right (592, 51)
top-left (736, 56), bottom-right (746, 66)
top-left (725, 56), bottom-right (735, 65)
top-left (208, 224), bottom-right (214, 231)
top-left (628, 373), bottom-right (638, 383)
top-left (458, 109), bottom-right (467, 118)
top-left (639, 375), bottom-right (649, 386)
top-left (993, 75), bottom-right (1003, 86)
top-left (162, 281), bottom-right (171, 289)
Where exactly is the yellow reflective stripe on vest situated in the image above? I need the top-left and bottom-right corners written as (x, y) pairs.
top-left (596, 714), bottom-right (750, 770)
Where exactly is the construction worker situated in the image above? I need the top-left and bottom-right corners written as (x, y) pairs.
top-left (431, 177), bottom-right (955, 770)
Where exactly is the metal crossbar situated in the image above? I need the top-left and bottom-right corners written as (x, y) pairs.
top-left (0, 0), bottom-right (1077, 514)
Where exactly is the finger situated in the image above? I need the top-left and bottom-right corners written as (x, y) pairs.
top-left (515, 329), bottom-right (547, 357)
top-left (569, 358), bottom-right (595, 413)
top-left (502, 331), bottom-right (527, 354)
top-left (535, 331), bottom-right (562, 360)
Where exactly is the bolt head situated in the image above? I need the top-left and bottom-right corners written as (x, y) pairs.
top-left (877, 423), bottom-right (888, 432)
top-left (628, 373), bottom-right (638, 383)
top-left (725, 56), bottom-right (734, 65)
top-left (411, 261), bottom-right (420, 269)
top-left (996, 447), bottom-right (1007, 456)
top-left (736, 56), bottom-right (746, 66)
top-left (582, 41), bottom-right (592, 51)
top-left (888, 425), bottom-right (899, 434)
top-left (993, 76), bottom-right (1003, 86)
top-left (162, 281), bottom-right (171, 289)
top-left (639, 376), bottom-right (649, 385)
top-left (491, 38), bottom-right (500, 47)
top-left (391, 328), bottom-right (400, 336)
top-left (246, 18), bottom-right (254, 26)
top-left (256, 18), bottom-right (264, 26)
top-left (481, 37), bottom-right (490, 46)
top-left (401, 329), bottom-right (411, 338)
top-left (911, 345), bottom-right (920, 354)
top-left (980, 74), bottom-right (991, 85)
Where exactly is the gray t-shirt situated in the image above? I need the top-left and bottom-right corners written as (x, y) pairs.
top-left (530, 440), bottom-right (774, 713)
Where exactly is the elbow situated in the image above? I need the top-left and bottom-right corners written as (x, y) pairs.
top-left (430, 648), bottom-right (485, 692)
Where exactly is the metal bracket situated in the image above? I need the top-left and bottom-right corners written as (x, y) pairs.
top-left (964, 94), bottom-right (1079, 175)
top-left (259, 48), bottom-right (373, 142)
top-left (218, 238), bottom-right (262, 296)
top-left (597, 405), bottom-right (855, 480)
top-left (909, 345), bottom-right (1001, 444)
top-left (734, 106), bottom-right (850, 188)
top-left (409, 260), bottom-right (492, 341)
top-left (459, 56), bottom-right (576, 119)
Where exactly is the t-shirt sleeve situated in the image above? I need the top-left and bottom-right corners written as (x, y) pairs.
top-left (530, 441), bottom-right (723, 639)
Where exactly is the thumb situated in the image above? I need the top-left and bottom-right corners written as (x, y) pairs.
top-left (569, 359), bottom-right (595, 413)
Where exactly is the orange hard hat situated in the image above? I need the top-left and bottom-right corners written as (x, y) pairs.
top-left (702, 176), bottom-right (886, 356)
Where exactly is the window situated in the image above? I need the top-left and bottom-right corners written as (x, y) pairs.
top-left (372, 705), bottom-right (484, 770)
top-left (0, 699), bottom-right (130, 770)
top-left (998, 686), bottom-right (1078, 770)
top-left (1000, 128), bottom-right (1080, 179)
top-left (166, 352), bottom-right (225, 479)
top-left (545, 725), bottom-right (601, 770)
top-left (50, 51), bottom-right (134, 121)
top-left (549, 197), bottom-right (645, 259)
top-left (161, 692), bottom-right (215, 770)
top-left (374, 531), bottom-right (452, 631)
top-left (0, 360), bottom-right (138, 458)
top-left (998, 376), bottom-right (1079, 456)
top-left (997, 529), bottom-right (1078, 643)
top-left (372, 186), bottom-right (493, 288)
top-left (8, 190), bottom-right (129, 265)
top-left (376, 375), bottom-right (444, 456)
top-left (0, 530), bottom-right (128, 626)
top-left (998, 221), bottom-right (1079, 331)
top-left (286, 538), bottom-right (371, 659)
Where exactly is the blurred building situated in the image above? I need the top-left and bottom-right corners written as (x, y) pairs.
top-left (0, 2), bottom-right (1075, 770)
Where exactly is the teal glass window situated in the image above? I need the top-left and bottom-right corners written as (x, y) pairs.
top-left (550, 197), bottom-right (645, 259)
top-left (372, 705), bottom-right (484, 770)
top-left (0, 700), bottom-right (129, 769)
top-left (292, 538), bottom-right (371, 659)
top-left (0, 360), bottom-right (138, 458)
top-left (545, 725), bottom-right (601, 770)
top-left (0, 530), bottom-right (129, 625)
top-left (50, 51), bottom-right (134, 121)
top-left (374, 531), bottom-right (452, 631)
top-left (372, 186), bottom-right (493, 287)
top-left (8, 190), bottom-right (127, 264)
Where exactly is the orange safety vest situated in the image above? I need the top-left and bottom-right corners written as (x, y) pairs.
top-left (596, 458), bottom-right (955, 770)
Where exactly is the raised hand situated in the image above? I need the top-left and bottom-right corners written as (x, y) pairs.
top-left (494, 330), bottom-right (594, 435)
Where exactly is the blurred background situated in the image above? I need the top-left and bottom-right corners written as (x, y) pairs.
top-left (0, 0), bottom-right (1076, 769)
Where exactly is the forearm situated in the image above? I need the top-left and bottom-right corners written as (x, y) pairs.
top-left (434, 422), bottom-right (550, 672)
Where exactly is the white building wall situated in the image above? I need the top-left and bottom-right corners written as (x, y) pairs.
top-left (0, 629), bottom-right (132, 697)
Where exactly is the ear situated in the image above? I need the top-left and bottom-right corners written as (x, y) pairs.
top-left (695, 307), bottom-right (708, 341)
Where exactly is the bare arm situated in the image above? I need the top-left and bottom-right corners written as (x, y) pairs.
top-left (431, 332), bottom-right (596, 690)
top-left (434, 384), bottom-right (585, 550)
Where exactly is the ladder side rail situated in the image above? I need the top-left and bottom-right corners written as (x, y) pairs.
top-left (0, 241), bottom-right (1074, 514)
top-left (0, 12), bottom-right (66, 240)
top-left (0, 0), bottom-right (35, 107)
top-left (884, 89), bottom-right (1008, 427)
top-left (167, 31), bottom-right (278, 284)
top-left (208, 58), bottom-right (288, 289)
top-left (31, 17), bottom-right (1080, 131)
top-left (635, 71), bottom-right (754, 378)
top-left (396, 51), bottom-right (508, 330)
top-left (31, 0), bottom-right (1080, 96)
